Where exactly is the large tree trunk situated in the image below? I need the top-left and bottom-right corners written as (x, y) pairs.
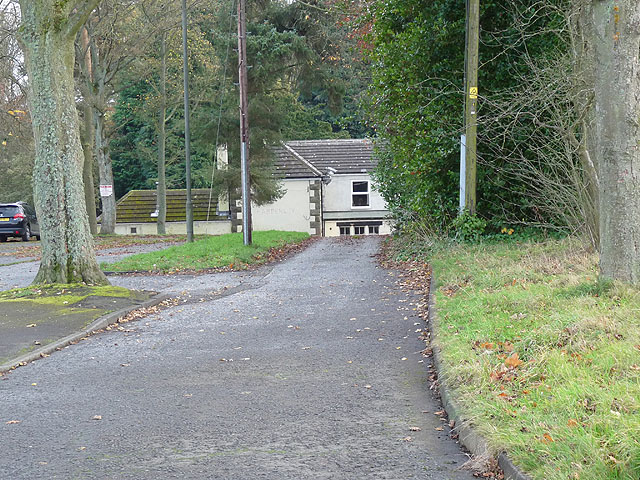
top-left (591, 1), bottom-right (640, 283)
top-left (18, 0), bottom-right (108, 285)
top-left (157, 32), bottom-right (167, 235)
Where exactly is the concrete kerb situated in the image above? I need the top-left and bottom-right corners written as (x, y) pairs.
top-left (427, 274), bottom-right (532, 480)
top-left (0, 293), bottom-right (174, 374)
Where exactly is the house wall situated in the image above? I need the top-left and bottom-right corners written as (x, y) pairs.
top-left (324, 219), bottom-right (393, 237)
top-left (113, 220), bottom-right (231, 236)
top-left (252, 179), bottom-right (314, 234)
top-left (323, 174), bottom-right (386, 212)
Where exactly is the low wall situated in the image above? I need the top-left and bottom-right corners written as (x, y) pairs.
top-left (110, 220), bottom-right (232, 236)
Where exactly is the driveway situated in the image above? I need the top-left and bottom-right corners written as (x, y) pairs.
top-left (0, 237), bottom-right (475, 479)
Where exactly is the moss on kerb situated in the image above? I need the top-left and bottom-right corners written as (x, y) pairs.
top-left (0, 284), bottom-right (135, 305)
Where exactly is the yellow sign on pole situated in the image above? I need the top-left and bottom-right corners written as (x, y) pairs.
top-left (469, 87), bottom-right (478, 99)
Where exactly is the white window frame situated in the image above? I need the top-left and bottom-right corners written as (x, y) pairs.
top-left (351, 180), bottom-right (370, 209)
top-left (339, 225), bottom-right (351, 236)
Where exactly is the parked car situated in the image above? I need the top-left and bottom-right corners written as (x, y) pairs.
top-left (0, 202), bottom-right (40, 242)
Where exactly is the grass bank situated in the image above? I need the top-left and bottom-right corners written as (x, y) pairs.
top-left (392, 236), bottom-right (640, 480)
top-left (103, 230), bottom-right (310, 273)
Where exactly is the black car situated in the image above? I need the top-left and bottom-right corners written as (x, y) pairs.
top-left (0, 202), bottom-right (40, 242)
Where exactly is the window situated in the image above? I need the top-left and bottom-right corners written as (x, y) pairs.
top-left (368, 225), bottom-right (379, 234)
top-left (339, 226), bottom-right (351, 236)
top-left (130, 227), bottom-right (137, 234)
top-left (354, 226), bottom-right (365, 235)
top-left (0, 206), bottom-right (19, 217)
top-left (352, 181), bottom-right (370, 207)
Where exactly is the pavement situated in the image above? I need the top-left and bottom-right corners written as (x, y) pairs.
top-left (0, 237), bottom-right (476, 479)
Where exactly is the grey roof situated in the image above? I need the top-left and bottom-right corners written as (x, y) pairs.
top-left (273, 139), bottom-right (378, 179)
top-left (114, 189), bottom-right (223, 223)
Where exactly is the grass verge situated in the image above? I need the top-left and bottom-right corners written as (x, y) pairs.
top-left (388, 235), bottom-right (640, 480)
top-left (102, 230), bottom-right (310, 273)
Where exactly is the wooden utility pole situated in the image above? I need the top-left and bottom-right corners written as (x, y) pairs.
top-left (181, 0), bottom-right (194, 242)
top-left (238, 0), bottom-right (252, 245)
top-left (464, 0), bottom-right (479, 215)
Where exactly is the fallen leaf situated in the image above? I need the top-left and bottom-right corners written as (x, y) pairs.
top-left (505, 352), bottom-right (523, 369)
top-left (541, 433), bottom-right (554, 444)
top-left (567, 419), bottom-right (579, 428)
top-left (5, 420), bottom-right (20, 425)
top-left (26, 324), bottom-right (36, 328)
top-left (364, 385), bottom-right (372, 389)
top-left (434, 426), bottom-right (444, 431)
top-left (409, 426), bottom-right (421, 432)
top-left (92, 415), bottom-right (102, 421)
top-left (403, 436), bottom-right (413, 442)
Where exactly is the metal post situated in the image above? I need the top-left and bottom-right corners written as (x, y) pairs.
top-left (464, 0), bottom-right (479, 215)
top-left (182, 0), bottom-right (194, 242)
top-left (238, 0), bottom-right (252, 245)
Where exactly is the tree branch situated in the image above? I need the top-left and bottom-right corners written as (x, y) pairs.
top-left (67, 0), bottom-right (102, 39)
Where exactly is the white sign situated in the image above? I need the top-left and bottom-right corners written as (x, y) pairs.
top-left (100, 184), bottom-right (113, 197)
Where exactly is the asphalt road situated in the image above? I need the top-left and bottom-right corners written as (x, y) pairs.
top-left (0, 237), bottom-right (475, 479)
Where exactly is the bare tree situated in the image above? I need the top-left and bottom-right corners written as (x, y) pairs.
top-left (479, 1), bottom-right (599, 248)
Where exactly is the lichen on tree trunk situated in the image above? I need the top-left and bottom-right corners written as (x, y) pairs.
top-left (18, 0), bottom-right (108, 285)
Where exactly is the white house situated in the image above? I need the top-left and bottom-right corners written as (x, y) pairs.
top-left (111, 139), bottom-right (391, 237)
top-left (250, 139), bottom-right (392, 237)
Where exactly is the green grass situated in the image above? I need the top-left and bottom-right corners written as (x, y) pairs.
top-left (102, 230), bottom-right (309, 272)
top-left (399, 236), bottom-right (640, 480)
